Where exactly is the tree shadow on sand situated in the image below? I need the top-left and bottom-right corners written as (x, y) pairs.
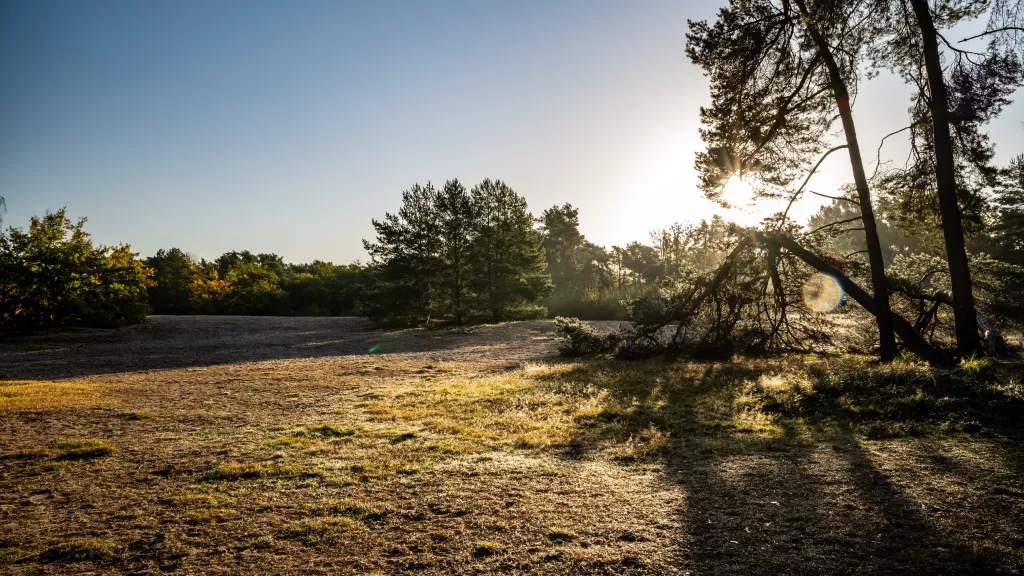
top-left (0, 316), bottom-right (558, 379)
top-left (543, 356), bottom-right (1024, 574)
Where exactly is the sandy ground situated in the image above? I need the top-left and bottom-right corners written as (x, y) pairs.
top-left (0, 316), bottom-right (1021, 575)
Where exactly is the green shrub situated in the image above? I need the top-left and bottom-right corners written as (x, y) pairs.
top-left (553, 317), bottom-right (620, 356)
top-left (0, 208), bottom-right (152, 330)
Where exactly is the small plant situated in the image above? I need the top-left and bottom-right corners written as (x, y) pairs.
top-left (553, 317), bottom-right (620, 356)
top-left (473, 540), bottom-right (499, 557)
top-left (546, 528), bottom-right (577, 542)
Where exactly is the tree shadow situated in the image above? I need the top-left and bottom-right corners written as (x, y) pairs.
top-left (547, 356), bottom-right (1020, 574)
top-left (0, 315), bottom-right (559, 379)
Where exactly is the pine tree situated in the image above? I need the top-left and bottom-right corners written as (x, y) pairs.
top-left (993, 154), bottom-right (1024, 265)
top-left (436, 179), bottom-right (476, 323)
top-left (866, 0), bottom-right (1024, 354)
top-left (469, 180), bottom-right (552, 322)
top-left (363, 183), bottom-right (442, 323)
top-left (687, 0), bottom-right (899, 360)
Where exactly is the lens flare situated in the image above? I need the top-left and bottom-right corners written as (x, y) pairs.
top-left (801, 273), bottom-right (843, 312)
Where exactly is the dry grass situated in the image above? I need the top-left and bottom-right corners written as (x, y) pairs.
top-left (0, 316), bottom-right (1021, 574)
top-left (0, 380), bottom-right (113, 413)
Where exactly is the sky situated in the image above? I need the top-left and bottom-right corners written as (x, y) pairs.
top-left (2, 0), bottom-right (1022, 264)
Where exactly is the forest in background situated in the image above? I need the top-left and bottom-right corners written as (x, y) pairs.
top-left (0, 151), bottom-right (1021, 341)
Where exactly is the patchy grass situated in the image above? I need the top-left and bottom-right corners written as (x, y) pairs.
top-left (278, 517), bottom-right (361, 546)
top-left (265, 423), bottom-right (358, 447)
top-left (473, 540), bottom-right (500, 557)
top-left (0, 380), bottom-right (112, 413)
top-left (0, 547), bottom-right (26, 564)
top-left (1, 317), bottom-right (1022, 574)
top-left (54, 438), bottom-right (115, 460)
top-left (204, 461), bottom-right (321, 481)
top-left (38, 537), bottom-right (115, 563)
top-left (750, 356), bottom-right (1024, 437)
top-left (1, 447), bottom-right (51, 460)
top-left (118, 410), bottom-right (153, 420)
top-left (546, 527), bottom-right (577, 542)
top-left (296, 423), bottom-right (358, 438)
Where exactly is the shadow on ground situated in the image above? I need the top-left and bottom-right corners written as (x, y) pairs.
top-left (545, 357), bottom-right (1024, 574)
top-left (0, 315), bottom-right (559, 379)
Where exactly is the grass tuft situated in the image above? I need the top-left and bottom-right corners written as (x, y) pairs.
top-left (546, 528), bottom-right (577, 542)
top-left (1, 447), bottom-right (51, 460)
top-left (0, 548), bottom-right (26, 565)
top-left (278, 517), bottom-right (360, 546)
top-left (55, 439), bottom-right (115, 460)
top-left (473, 541), bottom-right (499, 557)
top-left (118, 410), bottom-right (153, 420)
top-left (39, 537), bottom-right (115, 563)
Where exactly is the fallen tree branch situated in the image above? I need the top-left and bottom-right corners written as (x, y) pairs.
top-left (759, 232), bottom-right (941, 362)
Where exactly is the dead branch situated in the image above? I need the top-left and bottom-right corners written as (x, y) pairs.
top-left (759, 232), bottom-right (941, 361)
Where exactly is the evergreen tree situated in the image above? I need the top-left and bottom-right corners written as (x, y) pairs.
top-left (468, 180), bottom-right (552, 322)
top-left (992, 154), bottom-right (1024, 266)
top-left (436, 179), bottom-right (476, 323)
top-left (363, 182), bottom-right (442, 323)
top-left (687, 0), bottom-right (899, 360)
top-left (539, 204), bottom-right (585, 292)
top-left (145, 248), bottom-right (200, 314)
top-left (866, 0), bottom-right (1024, 355)
top-left (538, 204), bottom-right (610, 295)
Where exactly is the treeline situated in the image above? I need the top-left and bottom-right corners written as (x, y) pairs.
top-left (0, 183), bottom-right (762, 330)
top-left (4, 150), bottom-right (1021, 335)
top-left (145, 249), bottom-right (365, 316)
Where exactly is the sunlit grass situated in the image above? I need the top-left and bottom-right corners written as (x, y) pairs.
top-left (0, 380), bottom-right (112, 414)
top-left (350, 353), bottom-right (1024, 465)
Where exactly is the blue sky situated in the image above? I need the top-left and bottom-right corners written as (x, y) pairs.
top-left (2, 0), bottom-right (1022, 264)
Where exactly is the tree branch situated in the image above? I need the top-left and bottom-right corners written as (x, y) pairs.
top-left (809, 215), bottom-right (861, 235)
top-left (872, 124), bottom-right (913, 179)
top-left (809, 190), bottom-right (860, 205)
top-left (778, 144), bottom-right (849, 224)
top-left (960, 26), bottom-right (1024, 43)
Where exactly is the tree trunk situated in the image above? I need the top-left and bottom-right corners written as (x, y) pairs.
top-left (908, 0), bottom-right (981, 356)
top-left (793, 0), bottom-right (898, 362)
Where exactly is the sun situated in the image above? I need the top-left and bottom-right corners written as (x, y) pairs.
top-left (719, 175), bottom-right (757, 209)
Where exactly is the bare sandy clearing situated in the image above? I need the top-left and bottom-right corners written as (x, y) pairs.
top-left (0, 316), bottom-right (1021, 574)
